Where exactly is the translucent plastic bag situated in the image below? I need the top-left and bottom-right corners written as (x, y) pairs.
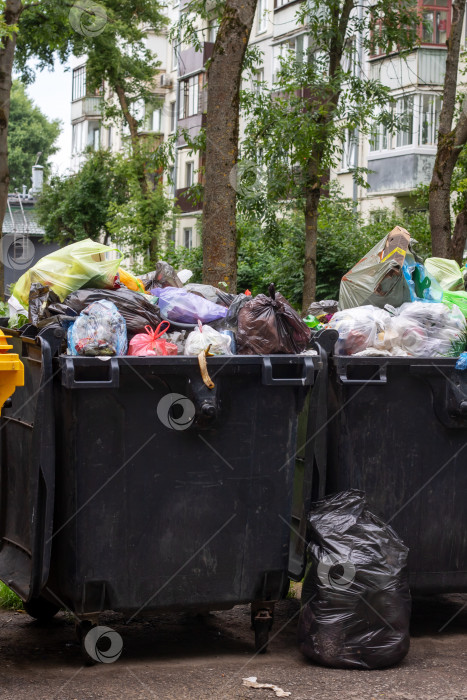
top-left (152, 287), bottom-right (227, 324)
top-left (128, 321), bottom-right (178, 356)
top-left (14, 239), bottom-right (122, 307)
top-left (442, 290), bottom-right (467, 318)
top-left (68, 300), bottom-right (127, 357)
top-left (184, 283), bottom-right (221, 305)
top-left (298, 490), bottom-right (411, 670)
top-left (388, 301), bottom-right (466, 357)
top-left (237, 284), bottom-right (311, 355)
top-left (424, 257), bottom-right (464, 291)
top-left (327, 306), bottom-right (391, 356)
top-left (339, 227), bottom-right (411, 310)
top-left (402, 254), bottom-right (443, 303)
top-left (185, 321), bottom-right (232, 355)
top-left (142, 261), bottom-right (183, 291)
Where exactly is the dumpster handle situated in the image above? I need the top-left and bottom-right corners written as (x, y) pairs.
top-left (338, 363), bottom-right (387, 385)
top-left (261, 356), bottom-right (316, 386)
top-left (62, 357), bottom-right (120, 389)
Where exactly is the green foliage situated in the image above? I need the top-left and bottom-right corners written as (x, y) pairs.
top-left (164, 238), bottom-right (204, 281)
top-left (0, 582), bottom-right (22, 610)
top-left (36, 149), bottom-right (127, 245)
top-left (236, 189), bottom-right (433, 308)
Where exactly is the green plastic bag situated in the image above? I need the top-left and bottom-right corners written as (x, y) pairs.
top-left (442, 290), bottom-right (467, 318)
top-left (424, 258), bottom-right (464, 292)
top-left (14, 239), bottom-right (123, 308)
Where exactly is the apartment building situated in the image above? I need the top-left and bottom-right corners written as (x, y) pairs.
top-left (69, 0), bottom-right (456, 246)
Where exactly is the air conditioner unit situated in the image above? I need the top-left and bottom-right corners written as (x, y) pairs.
top-left (160, 74), bottom-right (173, 88)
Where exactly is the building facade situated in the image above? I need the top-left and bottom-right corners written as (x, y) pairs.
top-left (69, 0), bottom-right (459, 247)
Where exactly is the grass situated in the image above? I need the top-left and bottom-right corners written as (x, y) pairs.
top-left (0, 581), bottom-right (23, 610)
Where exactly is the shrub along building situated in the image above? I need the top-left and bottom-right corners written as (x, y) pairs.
top-left (69, 0), bottom-right (458, 247)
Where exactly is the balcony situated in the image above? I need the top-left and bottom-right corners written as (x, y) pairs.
top-left (367, 151), bottom-right (435, 194)
top-left (71, 96), bottom-right (103, 122)
top-left (179, 43), bottom-right (214, 78)
top-left (369, 48), bottom-right (446, 90)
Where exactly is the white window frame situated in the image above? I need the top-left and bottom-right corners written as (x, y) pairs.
top-left (152, 107), bottom-right (162, 133)
top-left (185, 161), bottom-right (194, 187)
top-left (184, 227), bottom-right (193, 249)
top-left (257, 0), bottom-right (267, 33)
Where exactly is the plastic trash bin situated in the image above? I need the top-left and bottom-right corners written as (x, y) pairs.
top-left (0, 324), bottom-right (329, 656)
top-left (326, 355), bottom-right (467, 595)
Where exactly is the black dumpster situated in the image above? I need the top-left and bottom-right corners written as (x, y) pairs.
top-left (326, 355), bottom-right (467, 595)
top-left (0, 325), bottom-right (328, 654)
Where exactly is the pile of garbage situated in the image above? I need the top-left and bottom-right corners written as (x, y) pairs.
top-left (305, 226), bottom-right (467, 362)
top-left (9, 239), bottom-right (314, 359)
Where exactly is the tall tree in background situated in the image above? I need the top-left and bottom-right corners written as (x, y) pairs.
top-left (176, 0), bottom-right (259, 291)
top-left (8, 80), bottom-right (60, 191)
top-left (429, 0), bottom-right (467, 263)
top-left (241, 0), bottom-right (420, 310)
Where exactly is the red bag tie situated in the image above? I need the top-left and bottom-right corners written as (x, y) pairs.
top-left (144, 321), bottom-right (170, 340)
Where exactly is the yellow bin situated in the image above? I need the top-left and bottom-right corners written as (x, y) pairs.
top-left (0, 330), bottom-right (24, 408)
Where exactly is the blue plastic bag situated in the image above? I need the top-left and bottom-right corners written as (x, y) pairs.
top-left (402, 254), bottom-right (443, 303)
top-left (68, 299), bottom-right (127, 356)
top-left (456, 352), bottom-right (467, 370)
top-left (151, 287), bottom-right (227, 324)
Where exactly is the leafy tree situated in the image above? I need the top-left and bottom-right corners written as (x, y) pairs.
top-left (8, 80), bottom-right (60, 191)
top-left (36, 149), bottom-right (127, 245)
top-left (240, 0), bottom-right (420, 311)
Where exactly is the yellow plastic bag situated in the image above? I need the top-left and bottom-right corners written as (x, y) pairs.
top-left (14, 239), bottom-right (123, 307)
top-left (118, 268), bottom-right (146, 294)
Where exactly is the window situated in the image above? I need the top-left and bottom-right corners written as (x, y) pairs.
top-left (170, 102), bottom-right (176, 132)
top-left (72, 66), bottom-right (86, 101)
top-left (152, 108), bottom-right (162, 133)
top-left (185, 161), bottom-right (194, 187)
top-left (208, 20), bottom-right (218, 43)
top-left (93, 128), bottom-right (100, 150)
top-left (108, 126), bottom-right (113, 149)
top-left (396, 95), bottom-right (414, 147)
top-left (273, 35), bottom-right (307, 81)
top-left (179, 75), bottom-right (201, 120)
top-left (253, 68), bottom-right (264, 94)
top-left (421, 0), bottom-right (449, 45)
top-left (172, 44), bottom-right (178, 71)
top-left (184, 227), bottom-right (193, 249)
top-left (257, 0), bottom-right (267, 33)
top-left (420, 94), bottom-right (441, 144)
top-left (341, 130), bottom-right (357, 170)
top-left (168, 165), bottom-right (176, 196)
top-left (369, 93), bottom-right (441, 153)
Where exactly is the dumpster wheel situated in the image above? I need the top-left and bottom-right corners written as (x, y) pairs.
top-left (252, 607), bottom-right (274, 654)
top-left (24, 596), bottom-right (60, 622)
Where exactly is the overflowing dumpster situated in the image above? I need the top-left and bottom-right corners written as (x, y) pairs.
top-left (0, 324), bottom-right (329, 657)
top-left (326, 354), bottom-right (467, 594)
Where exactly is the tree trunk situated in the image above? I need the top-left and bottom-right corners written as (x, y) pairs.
top-left (0, 1), bottom-right (23, 299)
top-left (203, 0), bottom-right (257, 291)
top-left (429, 0), bottom-right (466, 258)
top-left (450, 194), bottom-right (467, 263)
top-left (302, 179), bottom-right (320, 314)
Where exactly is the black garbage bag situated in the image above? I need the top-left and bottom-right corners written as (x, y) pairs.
top-left (28, 283), bottom-right (61, 325)
top-left (46, 288), bottom-right (161, 336)
top-left (139, 261), bottom-right (183, 291)
top-left (298, 490), bottom-right (411, 670)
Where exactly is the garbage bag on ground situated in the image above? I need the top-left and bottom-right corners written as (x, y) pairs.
top-left (128, 321), bottom-right (178, 356)
top-left (339, 226), bottom-right (411, 310)
top-left (424, 258), bottom-right (465, 292)
top-left (28, 283), bottom-right (60, 326)
top-left (185, 321), bottom-right (232, 355)
top-left (152, 287), bottom-right (227, 324)
top-left (298, 490), bottom-right (411, 670)
top-left (48, 288), bottom-right (161, 337)
top-left (237, 284), bottom-right (311, 355)
top-left (117, 268), bottom-right (146, 293)
top-left (68, 300), bottom-right (127, 357)
top-left (328, 302), bottom-right (466, 357)
top-left (14, 239), bottom-right (123, 308)
top-left (442, 290), bottom-right (467, 318)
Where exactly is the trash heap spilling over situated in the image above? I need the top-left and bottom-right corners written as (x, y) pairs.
top-left (8, 239), bottom-right (314, 359)
top-left (305, 226), bottom-right (467, 366)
